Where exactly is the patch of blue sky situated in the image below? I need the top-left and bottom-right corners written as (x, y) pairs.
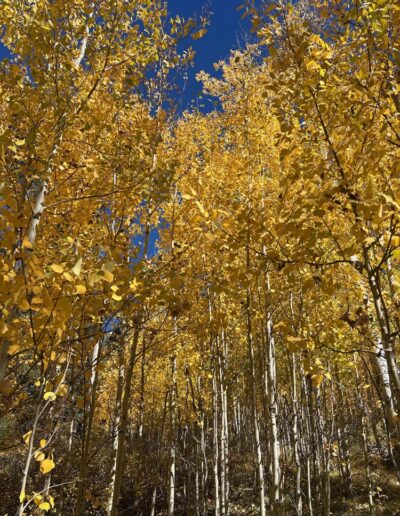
top-left (168, 0), bottom-right (251, 111)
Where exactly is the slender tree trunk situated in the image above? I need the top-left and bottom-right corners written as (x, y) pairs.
top-left (199, 377), bottom-right (208, 516)
top-left (291, 353), bottom-right (302, 515)
top-left (288, 293), bottom-right (302, 515)
top-left (212, 345), bottom-right (221, 516)
top-left (168, 354), bottom-right (177, 516)
top-left (321, 386), bottom-right (333, 516)
top-left (246, 287), bottom-right (266, 516)
top-left (138, 334), bottom-right (146, 438)
top-left (265, 274), bottom-right (282, 515)
top-left (335, 367), bottom-right (352, 497)
top-left (75, 338), bottom-right (102, 516)
top-left (107, 324), bottom-right (141, 516)
top-left (355, 361), bottom-right (374, 515)
top-left (107, 345), bottom-right (125, 513)
top-left (306, 454), bottom-right (313, 516)
top-left (17, 382), bottom-right (46, 516)
top-left (150, 390), bottom-right (169, 516)
top-left (58, 355), bottom-right (76, 515)
top-left (363, 248), bottom-right (400, 411)
top-left (306, 376), bottom-right (321, 512)
top-left (18, 357), bottom-right (70, 516)
top-left (219, 331), bottom-right (229, 515)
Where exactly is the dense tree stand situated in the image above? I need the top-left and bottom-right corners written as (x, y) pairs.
top-left (1, 0), bottom-right (400, 514)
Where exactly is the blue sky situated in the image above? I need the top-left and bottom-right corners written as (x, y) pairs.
top-left (168, 0), bottom-right (251, 107)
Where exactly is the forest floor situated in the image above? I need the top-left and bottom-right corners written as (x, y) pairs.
top-left (225, 455), bottom-right (400, 515)
top-left (330, 457), bottom-right (400, 515)
top-left (2, 446), bottom-right (400, 514)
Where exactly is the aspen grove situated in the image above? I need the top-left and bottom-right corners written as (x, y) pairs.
top-left (1, 1), bottom-right (400, 514)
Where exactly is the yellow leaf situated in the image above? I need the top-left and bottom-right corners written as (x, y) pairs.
top-left (23, 430), bottom-right (32, 445)
top-left (311, 374), bottom-right (324, 388)
top-left (130, 279), bottom-right (140, 291)
top-left (75, 284), bottom-right (86, 295)
top-left (34, 493), bottom-right (43, 505)
top-left (102, 261), bottom-right (115, 272)
top-left (381, 193), bottom-right (400, 211)
top-left (9, 344), bottom-right (20, 355)
top-left (204, 232), bottom-right (215, 241)
top-left (49, 495), bottom-right (55, 508)
top-left (58, 352), bottom-right (68, 364)
top-left (22, 238), bottom-right (33, 249)
top-left (102, 270), bottom-right (114, 283)
top-left (71, 257), bottom-right (83, 276)
top-left (43, 392), bottom-right (56, 401)
top-left (39, 502), bottom-right (51, 511)
top-left (19, 491), bottom-right (26, 503)
top-left (112, 293), bottom-right (122, 301)
top-left (58, 384), bottom-right (68, 397)
top-left (31, 297), bottom-right (43, 305)
top-left (15, 138), bottom-right (25, 146)
top-left (34, 450), bottom-right (45, 461)
top-left (51, 263), bottom-right (64, 274)
top-left (0, 321), bottom-right (9, 335)
top-left (40, 439), bottom-right (47, 448)
top-left (19, 299), bottom-right (30, 311)
top-left (192, 28), bottom-right (207, 40)
top-left (40, 458), bottom-right (55, 474)
top-left (111, 285), bottom-right (119, 292)
top-left (62, 272), bottom-right (74, 282)
top-left (195, 200), bottom-right (209, 218)
top-left (88, 273), bottom-right (103, 286)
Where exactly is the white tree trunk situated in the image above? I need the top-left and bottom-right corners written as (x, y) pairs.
top-left (168, 354), bottom-right (177, 516)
